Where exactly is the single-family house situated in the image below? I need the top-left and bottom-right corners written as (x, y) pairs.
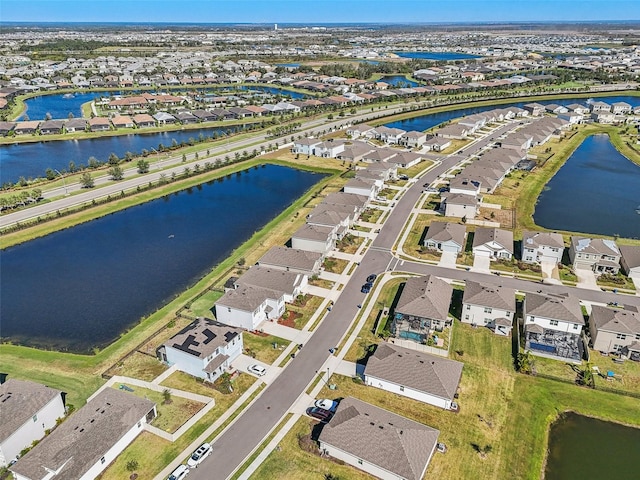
top-left (424, 136), bottom-right (451, 152)
top-left (132, 113), bottom-right (155, 128)
top-left (391, 275), bottom-right (453, 342)
top-left (399, 130), bottom-right (427, 148)
top-left (590, 101), bottom-right (611, 113)
top-left (0, 380), bottom-right (66, 467)
top-left (372, 126), bottom-right (406, 144)
top-left (423, 221), bottom-right (466, 254)
top-left (293, 137), bottom-right (322, 155)
top-left (234, 266), bottom-right (307, 304)
top-left (611, 101), bottom-right (632, 114)
top-left (215, 283), bottom-right (285, 330)
top-left (0, 121), bottom-right (16, 136)
top-left (175, 111), bottom-right (199, 124)
top-left (110, 115), bottom-right (134, 128)
top-left (313, 140), bottom-right (346, 158)
top-left (362, 147), bottom-right (399, 163)
top-left (157, 317), bottom-right (242, 382)
top-left (592, 112), bottom-right (616, 124)
top-left (346, 124), bottom-right (374, 139)
top-left (524, 103), bottom-right (546, 116)
top-left (364, 342), bottom-right (462, 409)
top-left (589, 305), bottom-right (640, 355)
top-left (257, 246), bottom-right (323, 276)
top-left (449, 177), bottom-right (481, 196)
top-left (291, 223), bottom-right (336, 254)
top-left (64, 118), bottom-right (87, 132)
top-left (569, 237), bottom-right (621, 275)
top-left (318, 396), bottom-right (440, 480)
top-left (521, 230), bottom-right (565, 264)
top-left (10, 389), bottom-right (155, 480)
top-left (386, 151), bottom-right (422, 169)
top-left (38, 120), bottom-right (64, 135)
top-left (436, 124), bottom-right (469, 140)
top-left (343, 177), bottom-right (379, 199)
top-left (472, 227), bottom-right (514, 260)
top-left (337, 142), bottom-right (376, 162)
top-left (88, 117), bottom-right (111, 132)
top-left (14, 121), bottom-right (40, 135)
top-left (440, 193), bottom-right (479, 219)
top-left (461, 281), bottom-right (515, 335)
top-left (619, 245), bottom-right (640, 279)
top-left (152, 111), bottom-right (176, 125)
top-left (523, 292), bottom-right (585, 362)
top-left (567, 103), bottom-right (590, 115)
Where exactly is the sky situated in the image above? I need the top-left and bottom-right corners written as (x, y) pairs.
top-left (1, 0), bottom-right (639, 23)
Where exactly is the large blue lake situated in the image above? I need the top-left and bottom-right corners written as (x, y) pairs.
top-left (393, 51), bottom-right (481, 60)
top-left (534, 134), bottom-right (640, 239)
top-left (0, 164), bottom-right (324, 352)
top-left (18, 86), bottom-right (305, 121)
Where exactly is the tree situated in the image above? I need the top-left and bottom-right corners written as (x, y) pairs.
top-left (108, 153), bottom-right (120, 165)
top-left (45, 168), bottom-right (56, 181)
top-left (108, 165), bottom-right (124, 181)
top-left (162, 388), bottom-right (172, 404)
top-left (126, 459), bottom-right (139, 472)
top-left (136, 159), bottom-right (150, 174)
top-left (68, 161), bottom-right (77, 173)
top-left (516, 351), bottom-right (534, 375)
top-left (80, 172), bottom-right (94, 188)
top-left (88, 156), bottom-right (100, 169)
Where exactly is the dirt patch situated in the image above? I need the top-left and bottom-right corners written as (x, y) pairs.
top-left (478, 207), bottom-right (515, 229)
top-left (279, 310), bottom-right (302, 328)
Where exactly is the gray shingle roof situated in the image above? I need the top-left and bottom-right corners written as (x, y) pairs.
top-left (216, 283), bottom-right (279, 312)
top-left (472, 227), bottom-right (514, 254)
top-left (396, 275), bottom-right (453, 322)
top-left (10, 389), bottom-right (154, 480)
top-left (571, 237), bottom-right (620, 256)
top-left (258, 246), bottom-right (322, 272)
top-left (522, 230), bottom-right (565, 249)
top-left (235, 265), bottom-right (303, 297)
top-left (292, 223), bottom-right (334, 242)
top-left (462, 280), bottom-right (516, 311)
top-left (620, 245), bottom-right (640, 269)
top-left (525, 292), bottom-right (584, 325)
top-left (165, 317), bottom-right (241, 359)
top-left (424, 221), bottom-right (466, 247)
top-left (590, 305), bottom-right (640, 335)
top-left (365, 343), bottom-right (463, 401)
top-left (318, 396), bottom-right (439, 480)
top-left (0, 380), bottom-right (63, 443)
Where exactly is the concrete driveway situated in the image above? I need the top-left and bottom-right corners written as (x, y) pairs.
top-left (438, 251), bottom-right (458, 268)
top-left (472, 254), bottom-right (491, 273)
top-left (573, 267), bottom-right (600, 290)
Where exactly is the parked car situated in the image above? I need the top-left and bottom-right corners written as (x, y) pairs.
top-left (167, 464), bottom-right (189, 480)
top-left (366, 274), bottom-right (377, 283)
top-left (398, 174), bottom-right (409, 180)
top-left (306, 406), bottom-right (333, 423)
top-left (187, 442), bottom-right (212, 468)
top-left (248, 364), bottom-right (267, 376)
top-left (314, 398), bottom-right (338, 412)
top-left (361, 283), bottom-right (372, 293)
top-left (438, 186), bottom-right (449, 193)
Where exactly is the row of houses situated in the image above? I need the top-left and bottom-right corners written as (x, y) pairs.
top-left (0, 114), bottom-right (158, 135)
top-left (3, 378), bottom-right (156, 480)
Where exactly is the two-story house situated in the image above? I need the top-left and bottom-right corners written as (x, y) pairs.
top-left (521, 230), bottom-right (565, 265)
top-left (589, 305), bottom-right (640, 357)
top-left (569, 237), bottom-right (621, 275)
top-left (0, 380), bottom-right (66, 467)
top-left (391, 275), bottom-right (453, 344)
top-left (524, 292), bottom-right (585, 363)
top-left (461, 281), bottom-right (516, 335)
top-left (158, 318), bottom-right (243, 382)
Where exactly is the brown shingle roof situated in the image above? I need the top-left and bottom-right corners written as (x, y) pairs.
top-left (590, 305), bottom-right (640, 335)
top-left (396, 275), bottom-right (452, 322)
top-left (318, 396), bottom-right (439, 480)
top-left (525, 292), bottom-right (584, 325)
top-left (462, 280), bottom-right (516, 311)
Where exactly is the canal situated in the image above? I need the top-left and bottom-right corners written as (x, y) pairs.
top-left (545, 412), bottom-right (640, 479)
top-left (0, 164), bottom-right (325, 353)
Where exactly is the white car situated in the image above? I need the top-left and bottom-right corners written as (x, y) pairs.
top-left (167, 464), bottom-right (189, 480)
top-left (248, 364), bottom-right (267, 376)
top-left (187, 442), bottom-right (212, 468)
top-left (314, 398), bottom-right (338, 412)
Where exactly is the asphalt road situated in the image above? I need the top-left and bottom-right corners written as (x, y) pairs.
top-left (188, 119), bottom-right (536, 480)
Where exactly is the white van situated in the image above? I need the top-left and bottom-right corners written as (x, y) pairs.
top-left (168, 464), bottom-right (189, 480)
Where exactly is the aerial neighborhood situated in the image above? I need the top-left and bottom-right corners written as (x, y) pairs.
top-left (1, 15), bottom-right (640, 480)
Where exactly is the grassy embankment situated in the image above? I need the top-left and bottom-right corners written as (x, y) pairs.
top-left (0, 155), bottom-right (346, 408)
top-left (250, 322), bottom-right (640, 480)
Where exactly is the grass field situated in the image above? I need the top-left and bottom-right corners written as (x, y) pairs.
top-left (251, 321), bottom-right (640, 480)
top-left (243, 332), bottom-right (290, 365)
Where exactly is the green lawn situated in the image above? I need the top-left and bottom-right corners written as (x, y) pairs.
top-left (253, 321), bottom-right (640, 480)
top-left (287, 295), bottom-right (325, 330)
top-left (243, 332), bottom-right (290, 364)
top-left (186, 289), bottom-right (224, 318)
top-left (113, 384), bottom-right (205, 433)
top-left (323, 257), bottom-right (349, 274)
top-left (108, 351), bottom-right (168, 381)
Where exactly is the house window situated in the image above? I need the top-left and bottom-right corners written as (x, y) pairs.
top-left (572, 324), bottom-right (579, 330)
top-left (358, 459), bottom-right (363, 465)
top-left (465, 315), bottom-right (469, 320)
top-left (484, 307), bottom-right (492, 314)
top-left (550, 320), bottom-right (559, 326)
top-left (636, 334), bottom-right (640, 340)
top-left (400, 386), bottom-right (404, 392)
top-left (227, 308), bottom-right (231, 313)
top-left (137, 421), bottom-right (142, 428)
top-left (614, 344), bottom-right (622, 351)
top-left (32, 414), bottom-right (37, 422)
top-left (101, 457), bottom-right (106, 464)
top-left (466, 305), bottom-right (471, 310)
top-left (616, 334), bottom-right (627, 340)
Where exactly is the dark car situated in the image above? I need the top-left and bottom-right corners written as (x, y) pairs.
top-left (306, 406), bottom-right (333, 423)
top-left (366, 274), bottom-right (377, 283)
top-left (438, 186), bottom-right (449, 193)
top-left (361, 283), bottom-right (372, 293)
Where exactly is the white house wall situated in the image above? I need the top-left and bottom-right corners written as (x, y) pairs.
top-left (79, 413), bottom-right (150, 480)
top-left (291, 237), bottom-right (333, 254)
top-left (365, 375), bottom-right (451, 409)
top-left (216, 304), bottom-right (263, 330)
top-left (525, 316), bottom-right (583, 334)
top-left (0, 395), bottom-right (66, 467)
top-left (319, 442), bottom-right (418, 480)
top-left (462, 303), bottom-right (512, 326)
